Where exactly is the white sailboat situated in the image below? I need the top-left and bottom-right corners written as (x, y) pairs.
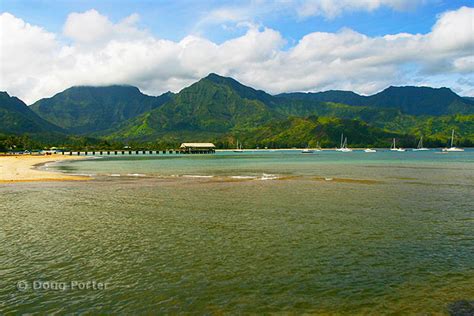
top-left (364, 148), bottom-right (376, 153)
top-left (302, 143), bottom-right (314, 153)
top-left (413, 136), bottom-right (429, 151)
top-left (342, 138), bottom-right (353, 152)
top-left (336, 134), bottom-right (352, 152)
top-left (314, 141), bottom-right (322, 152)
top-left (390, 138), bottom-right (406, 152)
top-left (335, 134), bottom-right (344, 152)
top-left (442, 130), bottom-right (464, 152)
top-left (233, 140), bottom-right (244, 152)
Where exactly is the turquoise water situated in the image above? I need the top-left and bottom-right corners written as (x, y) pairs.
top-left (1, 150), bottom-right (473, 314)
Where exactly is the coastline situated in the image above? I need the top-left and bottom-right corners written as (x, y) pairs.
top-left (0, 154), bottom-right (90, 183)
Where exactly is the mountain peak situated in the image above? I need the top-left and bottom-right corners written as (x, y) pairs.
top-left (0, 91), bottom-right (64, 134)
top-left (369, 85), bottom-right (465, 115)
top-left (205, 73), bottom-right (225, 80)
top-left (0, 91), bottom-right (11, 98)
top-left (203, 73), bottom-right (240, 85)
top-left (383, 85), bottom-right (454, 94)
top-left (30, 84), bottom-right (171, 134)
top-left (64, 84), bottom-right (141, 94)
top-left (198, 73), bottom-right (274, 104)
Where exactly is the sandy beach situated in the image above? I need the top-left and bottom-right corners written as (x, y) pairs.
top-left (0, 155), bottom-right (90, 183)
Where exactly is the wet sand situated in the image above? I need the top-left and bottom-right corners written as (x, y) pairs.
top-left (0, 155), bottom-right (90, 182)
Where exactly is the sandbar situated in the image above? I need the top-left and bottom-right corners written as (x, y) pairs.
top-left (0, 154), bottom-right (89, 183)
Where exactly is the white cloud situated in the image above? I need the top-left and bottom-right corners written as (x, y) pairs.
top-left (0, 6), bottom-right (473, 104)
top-left (453, 56), bottom-right (474, 73)
top-left (63, 9), bottom-right (147, 45)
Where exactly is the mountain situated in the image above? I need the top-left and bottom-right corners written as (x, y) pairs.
top-left (0, 92), bottom-right (64, 134)
top-left (30, 85), bottom-right (172, 134)
top-left (105, 74), bottom-right (279, 140)
top-left (205, 73), bottom-right (276, 105)
top-left (4, 74), bottom-right (472, 148)
top-left (367, 86), bottom-right (473, 115)
top-left (106, 74), bottom-right (402, 141)
top-left (234, 116), bottom-right (401, 149)
top-left (277, 86), bottom-right (474, 115)
top-left (102, 74), bottom-right (474, 146)
top-left (277, 90), bottom-right (366, 106)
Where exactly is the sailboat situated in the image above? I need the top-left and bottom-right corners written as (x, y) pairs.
top-left (233, 140), bottom-right (244, 152)
top-left (335, 134), bottom-right (344, 151)
top-left (336, 134), bottom-right (352, 152)
top-left (442, 130), bottom-right (464, 152)
top-left (413, 136), bottom-right (429, 151)
top-left (314, 141), bottom-right (322, 152)
top-left (390, 138), bottom-right (406, 152)
top-left (364, 148), bottom-right (376, 153)
top-left (301, 146), bottom-right (314, 154)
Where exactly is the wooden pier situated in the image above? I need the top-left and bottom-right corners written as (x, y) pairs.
top-left (62, 150), bottom-right (182, 156)
top-left (62, 148), bottom-right (215, 156)
top-left (61, 143), bottom-right (216, 156)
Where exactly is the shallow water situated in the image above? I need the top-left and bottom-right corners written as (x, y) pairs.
top-left (1, 150), bottom-right (473, 314)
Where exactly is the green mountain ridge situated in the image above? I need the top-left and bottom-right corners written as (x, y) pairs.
top-left (2, 74), bottom-right (474, 149)
top-left (277, 86), bottom-right (474, 115)
top-left (0, 92), bottom-right (64, 135)
top-left (30, 85), bottom-right (172, 134)
top-left (104, 74), bottom-right (279, 140)
top-left (104, 74), bottom-right (473, 147)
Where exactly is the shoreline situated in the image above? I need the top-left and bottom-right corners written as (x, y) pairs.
top-left (0, 155), bottom-right (91, 183)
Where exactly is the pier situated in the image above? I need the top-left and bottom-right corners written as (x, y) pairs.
top-left (61, 144), bottom-right (216, 156)
top-left (62, 150), bottom-right (182, 156)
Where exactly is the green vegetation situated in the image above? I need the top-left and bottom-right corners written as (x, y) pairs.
top-left (277, 86), bottom-right (474, 115)
top-left (1, 74), bottom-right (473, 150)
top-left (0, 92), bottom-right (64, 135)
top-left (30, 85), bottom-right (172, 134)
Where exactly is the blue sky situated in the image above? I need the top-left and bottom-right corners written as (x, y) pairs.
top-left (1, 0), bottom-right (473, 102)
top-left (2, 0), bottom-right (472, 43)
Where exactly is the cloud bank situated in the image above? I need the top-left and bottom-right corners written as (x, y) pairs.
top-left (0, 6), bottom-right (473, 103)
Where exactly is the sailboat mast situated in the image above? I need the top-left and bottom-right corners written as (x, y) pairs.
top-left (340, 133), bottom-right (343, 148)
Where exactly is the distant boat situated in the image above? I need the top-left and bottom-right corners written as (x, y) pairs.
top-left (364, 148), bottom-right (376, 153)
top-left (301, 143), bottom-right (314, 153)
top-left (413, 136), bottom-right (429, 151)
top-left (336, 134), bottom-right (352, 152)
top-left (335, 133), bottom-right (344, 151)
top-left (234, 140), bottom-right (244, 152)
top-left (303, 140), bottom-right (322, 153)
top-left (314, 141), bottom-right (322, 152)
top-left (341, 137), bottom-right (353, 152)
top-left (390, 138), bottom-right (406, 152)
top-left (442, 130), bottom-right (464, 152)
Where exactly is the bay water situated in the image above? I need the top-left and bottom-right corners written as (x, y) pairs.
top-left (1, 150), bottom-right (473, 314)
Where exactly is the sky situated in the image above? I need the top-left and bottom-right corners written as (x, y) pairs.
top-left (0, 0), bottom-right (473, 104)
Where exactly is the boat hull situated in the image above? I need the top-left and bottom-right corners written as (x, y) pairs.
top-left (442, 147), bottom-right (464, 152)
